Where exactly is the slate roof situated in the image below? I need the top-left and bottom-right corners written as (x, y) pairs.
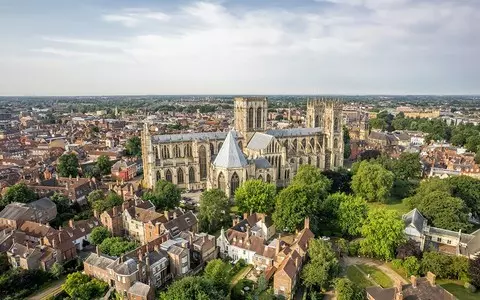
top-left (213, 130), bottom-right (247, 168)
top-left (152, 131), bottom-right (241, 143)
top-left (128, 282), bottom-right (151, 297)
top-left (366, 277), bottom-right (456, 300)
top-left (0, 203), bottom-right (32, 221)
top-left (28, 197), bottom-right (56, 211)
top-left (247, 133), bottom-right (273, 150)
top-left (85, 252), bottom-right (115, 269)
top-left (265, 128), bottom-right (322, 138)
top-left (403, 209), bottom-right (426, 233)
top-left (253, 157), bottom-right (271, 169)
top-left (111, 258), bottom-right (138, 275)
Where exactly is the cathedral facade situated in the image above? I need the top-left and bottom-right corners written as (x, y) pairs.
top-left (142, 97), bottom-right (343, 197)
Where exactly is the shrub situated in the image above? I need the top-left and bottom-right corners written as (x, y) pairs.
top-left (348, 241), bottom-right (361, 257)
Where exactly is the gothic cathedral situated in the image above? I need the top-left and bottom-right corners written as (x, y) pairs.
top-left (142, 97), bottom-right (343, 197)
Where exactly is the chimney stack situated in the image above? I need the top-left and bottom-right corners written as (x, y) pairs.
top-left (164, 210), bottom-right (169, 220)
top-left (69, 219), bottom-right (74, 228)
top-left (246, 225), bottom-right (250, 239)
top-left (96, 246), bottom-right (100, 256)
top-left (243, 212), bottom-right (249, 220)
top-left (426, 272), bottom-right (436, 286)
top-left (113, 206), bottom-right (118, 215)
top-left (395, 292), bottom-right (403, 300)
top-left (93, 209), bottom-right (99, 218)
top-left (410, 275), bottom-right (417, 288)
top-left (304, 217), bottom-right (310, 230)
top-left (395, 280), bottom-right (403, 294)
top-left (276, 234), bottom-right (281, 255)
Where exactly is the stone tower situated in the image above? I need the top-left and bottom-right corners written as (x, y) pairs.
top-left (307, 98), bottom-right (344, 169)
top-left (141, 122), bottom-right (155, 189)
top-left (234, 97), bottom-right (268, 143)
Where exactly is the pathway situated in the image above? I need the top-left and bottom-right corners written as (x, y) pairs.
top-left (343, 257), bottom-right (408, 284)
top-left (230, 265), bottom-right (253, 289)
top-left (28, 277), bottom-right (65, 300)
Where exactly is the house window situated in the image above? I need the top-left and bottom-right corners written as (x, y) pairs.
top-left (437, 237), bottom-right (442, 243)
top-left (447, 240), bottom-right (452, 244)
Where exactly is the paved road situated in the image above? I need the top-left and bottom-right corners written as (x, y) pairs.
top-left (28, 278), bottom-right (65, 300)
top-left (342, 256), bottom-right (408, 284)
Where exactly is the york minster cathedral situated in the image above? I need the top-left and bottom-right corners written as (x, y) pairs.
top-left (142, 97), bottom-right (344, 197)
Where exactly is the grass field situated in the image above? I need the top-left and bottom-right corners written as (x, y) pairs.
top-left (385, 262), bottom-right (408, 280)
top-left (438, 280), bottom-right (479, 300)
top-left (357, 264), bottom-right (393, 288)
top-left (346, 265), bottom-right (375, 288)
top-left (367, 199), bottom-right (410, 215)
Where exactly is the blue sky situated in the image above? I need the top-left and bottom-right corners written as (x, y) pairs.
top-left (0, 0), bottom-right (479, 96)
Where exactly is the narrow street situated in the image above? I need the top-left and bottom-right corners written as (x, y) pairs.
top-left (28, 277), bottom-right (65, 300)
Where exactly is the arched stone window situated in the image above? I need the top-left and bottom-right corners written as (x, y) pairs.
top-left (248, 107), bottom-right (254, 130)
top-left (218, 142), bottom-right (223, 152)
top-left (310, 138), bottom-right (315, 150)
top-left (165, 169), bottom-right (172, 183)
top-left (301, 139), bottom-right (306, 150)
top-left (156, 171), bottom-right (161, 182)
top-left (173, 145), bottom-right (181, 158)
top-left (199, 146), bottom-right (207, 180)
top-left (188, 167), bottom-right (195, 183)
top-left (266, 174), bottom-right (271, 183)
top-left (230, 172), bottom-right (240, 197)
top-left (308, 157), bottom-right (312, 165)
top-left (184, 144), bottom-right (192, 157)
top-left (292, 139), bottom-right (297, 152)
top-left (258, 175), bottom-right (263, 181)
top-left (177, 168), bottom-right (184, 184)
top-left (155, 147), bottom-right (160, 160)
top-left (218, 172), bottom-right (226, 192)
top-left (334, 138), bottom-right (338, 149)
top-left (334, 116), bottom-right (340, 132)
top-left (299, 158), bottom-right (303, 165)
top-left (161, 145), bottom-right (170, 159)
top-left (238, 141), bottom-right (243, 150)
top-left (315, 115), bottom-right (320, 127)
top-left (256, 107), bottom-right (262, 128)
top-left (210, 143), bottom-right (215, 156)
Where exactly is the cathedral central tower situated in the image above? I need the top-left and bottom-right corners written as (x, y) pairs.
top-left (234, 96), bottom-right (268, 143)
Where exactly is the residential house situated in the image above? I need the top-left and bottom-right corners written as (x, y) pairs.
top-left (7, 242), bottom-right (58, 271)
top-left (160, 238), bottom-right (191, 278)
top-left (30, 176), bottom-right (99, 204)
top-left (111, 160), bottom-right (138, 181)
top-left (403, 209), bottom-right (480, 258)
top-left (366, 272), bottom-right (455, 300)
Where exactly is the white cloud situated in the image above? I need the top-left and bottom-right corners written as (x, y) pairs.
top-left (7, 0), bottom-right (480, 95)
top-left (102, 8), bottom-right (170, 27)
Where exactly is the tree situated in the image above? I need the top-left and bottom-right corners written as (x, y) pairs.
top-left (159, 276), bottom-right (226, 300)
top-left (203, 259), bottom-right (231, 290)
top-left (335, 193), bottom-right (368, 237)
top-left (343, 126), bottom-right (351, 159)
top-left (322, 169), bottom-right (352, 194)
top-left (96, 155), bottom-right (112, 175)
top-left (199, 189), bottom-right (230, 233)
top-left (57, 153), bottom-right (79, 177)
top-left (256, 274), bottom-right (268, 295)
top-left (393, 152), bottom-right (422, 180)
top-left (50, 192), bottom-right (70, 214)
top-left (475, 151), bottom-right (480, 164)
top-left (360, 208), bottom-right (405, 260)
top-left (469, 256), bottom-right (480, 288)
top-left (50, 262), bottom-right (64, 279)
top-left (351, 161), bottom-right (394, 203)
top-left (126, 136), bottom-right (142, 157)
top-left (143, 180), bottom-right (180, 210)
top-left (88, 190), bottom-right (122, 213)
top-left (465, 135), bottom-right (480, 153)
top-left (403, 256), bottom-right (420, 276)
top-left (292, 165), bottom-right (331, 199)
top-left (63, 272), bottom-right (108, 300)
top-left (0, 253), bottom-right (10, 273)
top-left (99, 237), bottom-right (136, 257)
top-left (448, 175), bottom-right (480, 219)
top-left (88, 190), bottom-right (104, 205)
top-left (396, 240), bottom-right (422, 260)
top-left (1, 183), bottom-right (36, 206)
top-left (234, 179), bottom-right (276, 214)
top-left (89, 226), bottom-right (110, 245)
top-left (273, 185), bottom-right (317, 232)
top-left (416, 191), bottom-right (470, 231)
top-left (334, 278), bottom-right (364, 300)
top-left (301, 239), bottom-right (340, 291)
top-left (421, 252), bottom-right (453, 279)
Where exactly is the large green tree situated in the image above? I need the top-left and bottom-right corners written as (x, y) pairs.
top-left (199, 189), bottom-right (230, 233)
top-left (1, 183), bottom-right (36, 206)
top-left (88, 190), bottom-right (123, 213)
top-left (301, 239), bottom-right (340, 291)
top-left (57, 153), bottom-right (79, 177)
top-left (470, 255), bottom-right (480, 288)
top-left (89, 226), bottom-right (110, 245)
top-left (334, 278), bottom-right (364, 300)
top-left (143, 180), bottom-right (180, 210)
top-left (292, 165), bottom-right (332, 199)
top-left (273, 185), bottom-right (316, 232)
top-left (393, 152), bottom-right (422, 180)
top-left (99, 237), bottom-right (136, 257)
top-left (234, 179), bottom-right (276, 214)
top-left (203, 259), bottom-right (231, 290)
top-left (351, 161), bottom-right (394, 203)
top-left (360, 208), bottom-right (405, 260)
top-left (126, 136), bottom-right (142, 157)
top-left (447, 175), bottom-right (480, 219)
top-left (96, 155), bottom-right (112, 175)
top-left (63, 272), bottom-right (108, 300)
top-left (335, 193), bottom-right (368, 237)
top-left (50, 192), bottom-right (70, 214)
top-left (158, 276), bottom-right (226, 300)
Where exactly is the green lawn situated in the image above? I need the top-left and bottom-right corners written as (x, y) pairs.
top-left (385, 262), bottom-right (408, 280)
top-left (438, 280), bottom-right (479, 300)
top-left (367, 199), bottom-right (410, 215)
top-left (346, 266), bottom-right (375, 288)
top-left (357, 264), bottom-right (393, 288)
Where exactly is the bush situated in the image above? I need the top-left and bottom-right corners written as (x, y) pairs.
top-left (348, 241), bottom-right (361, 257)
top-left (0, 269), bottom-right (52, 299)
top-left (392, 259), bottom-right (403, 270)
top-left (464, 282), bottom-right (477, 293)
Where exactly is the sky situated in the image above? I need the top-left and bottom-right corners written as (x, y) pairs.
top-left (0, 0), bottom-right (479, 96)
